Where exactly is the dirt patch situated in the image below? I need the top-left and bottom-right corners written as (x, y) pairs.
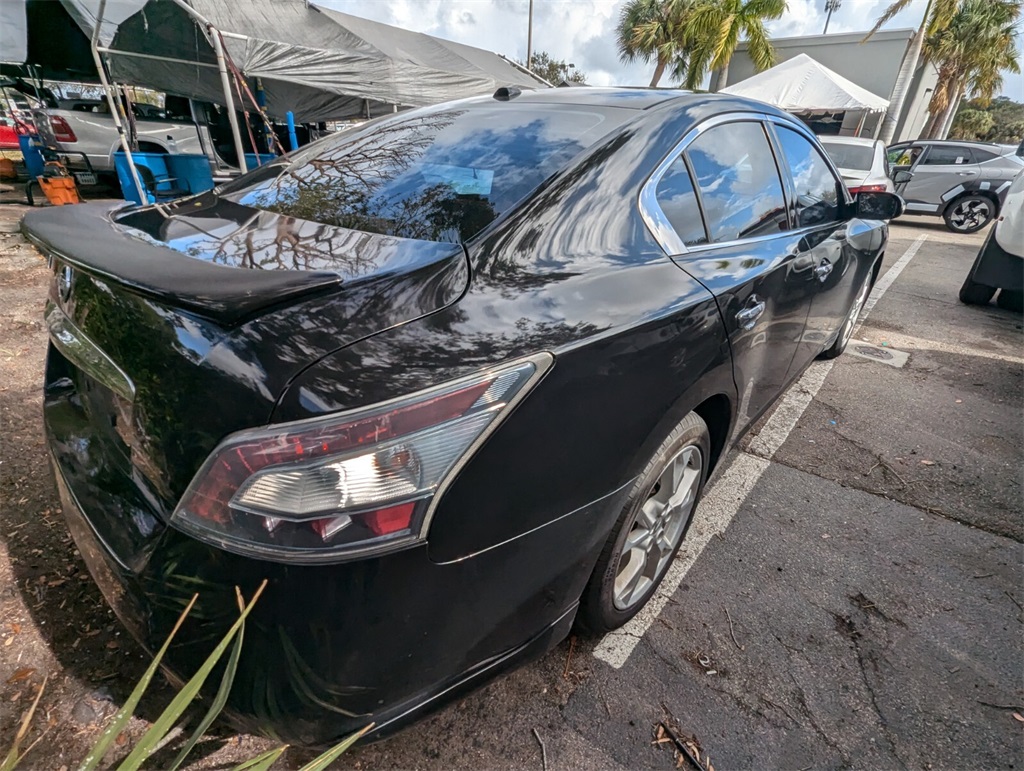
top-left (0, 205), bottom-right (287, 768)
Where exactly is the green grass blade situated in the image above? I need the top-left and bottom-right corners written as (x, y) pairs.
top-left (1, 675), bottom-right (48, 771)
top-left (115, 580), bottom-right (267, 771)
top-left (78, 595), bottom-right (198, 771)
top-left (229, 745), bottom-right (288, 771)
top-left (166, 622), bottom-right (245, 771)
top-left (296, 724), bottom-right (373, 771)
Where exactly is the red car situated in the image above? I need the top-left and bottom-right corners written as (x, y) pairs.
top-left (0, 115), bottom-right (19, 150)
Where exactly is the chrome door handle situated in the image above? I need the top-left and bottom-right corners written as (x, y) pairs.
top-left (957, 171), bottom-right (977, 176)
top-left (736, 296), bottom-right (766, 330)
top-left (813, 260), bottom-right (833, 282)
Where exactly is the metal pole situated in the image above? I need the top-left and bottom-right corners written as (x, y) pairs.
top-left (208, 26), bottom-right (247, 173)
top-left (823, 0), bottom-right (841, 34)
top-left (526, 0), bottom-right (534, 70)
top-left (854, 111), bottom-right (867, 137)
top-left (89, 0), bottom-right (146, 203)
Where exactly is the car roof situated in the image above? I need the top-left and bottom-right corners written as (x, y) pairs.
top-left (908, 139), bottom-right (1006, 150)
top-left (817, 136), bottom-right (879, 147)
top-left (480, 86), bottom-right (792, 118)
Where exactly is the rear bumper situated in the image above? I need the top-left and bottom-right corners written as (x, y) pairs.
top-left (45, 373), bottom-right (627, 745)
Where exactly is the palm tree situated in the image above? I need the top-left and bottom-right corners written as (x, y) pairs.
top-left (920, 0), bottom-right (1020, 138)
top-left (687, 0), bottom-right (787, 92)
top-left (863, 0), bottom-right (962, 143)
top-left (616, 0), bottom-right (697, 87)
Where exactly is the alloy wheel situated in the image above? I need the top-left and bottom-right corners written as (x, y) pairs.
top-left (613, 444), bottom-right (702, 610)
top-left (948, 199), bottom-right (992, 232)
top-left (841, 273), bottom-right (873, 349)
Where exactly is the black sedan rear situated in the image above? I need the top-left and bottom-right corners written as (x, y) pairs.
top-left (25, 88), bottom-right (900, 745)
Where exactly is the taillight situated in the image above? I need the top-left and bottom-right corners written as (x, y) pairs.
top-left (848, 184), bottom-right (888, 194)
top-left (170, 354), bottom-right (553, 563)
top-left (50, 116), bottom-right (77, 143)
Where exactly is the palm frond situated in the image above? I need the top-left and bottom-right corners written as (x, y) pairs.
top-left (744, 19), bottom-right (776, 71)
top-left (863, 0), bottom-right (915, 41)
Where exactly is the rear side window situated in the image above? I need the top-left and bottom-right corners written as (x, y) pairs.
top-left (654, 156), bottom-right (708, 247)
top-left (775, 127), bottom-right (843, 227)
top-left (685, 122), bottom-right (788, 243)
top-left (972, 148), bottom-right (999, 162)
top-left (224, 105), bottom-right (630, 243)
top-left (921, 146), bottom-right (973, 165)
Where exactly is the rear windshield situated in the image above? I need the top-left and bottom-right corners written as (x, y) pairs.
top-left (223, 103), bottom-right (630, 243)
top-left (820, 141), bottom-right (874, 172)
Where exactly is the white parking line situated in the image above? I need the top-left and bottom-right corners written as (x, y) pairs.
top-left (593, 234), bottom-right (928, 669)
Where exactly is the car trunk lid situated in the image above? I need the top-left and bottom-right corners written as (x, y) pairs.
top-left (29, 198), bottom-right (469, 558)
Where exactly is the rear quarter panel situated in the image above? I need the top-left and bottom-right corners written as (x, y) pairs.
top-left (274, 100), bottom-right (756, 561)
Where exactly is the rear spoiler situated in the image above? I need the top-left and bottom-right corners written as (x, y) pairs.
top-left (22, 202), bottom-right (343, 325)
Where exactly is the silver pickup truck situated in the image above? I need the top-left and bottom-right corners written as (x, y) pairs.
top-left (32, 99), bottom-right (218, 180)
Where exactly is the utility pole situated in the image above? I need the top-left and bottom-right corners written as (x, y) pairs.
top-left (823, 0), bottom-right (841, 34)
top-left (527, 0), bottom-right (534, 70)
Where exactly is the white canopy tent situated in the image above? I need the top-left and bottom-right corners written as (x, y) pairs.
top-left (721, 53), bottom-right (889, 135)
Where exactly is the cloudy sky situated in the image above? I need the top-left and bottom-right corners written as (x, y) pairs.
top-left (322, 0), bottom-right (1023, 99)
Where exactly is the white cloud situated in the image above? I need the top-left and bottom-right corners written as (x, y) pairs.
top-left (322, 0), bottom-right (1022, 98)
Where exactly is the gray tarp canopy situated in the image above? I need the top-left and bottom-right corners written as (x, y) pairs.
top-left (16, 0), bottom-right (548, 121)
top-left (0, 2), bottom-right (28, 66)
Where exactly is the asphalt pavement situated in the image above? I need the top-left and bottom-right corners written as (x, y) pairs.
top-left (343, 220), bottom-right (1024, 771)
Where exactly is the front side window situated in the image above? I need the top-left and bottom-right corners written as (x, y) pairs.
top-left (654, 155), bottom-right (708, 247)
top-left (921, 146), bottom-right (973, 165)
top-left (775, 126), bottom-right (843, 228)
top-left (685, 122), bottom-right (788, 243)
top-left (222, 104), bottom-right (630, 243)
top-left (888, 144), bottom-right (922, 167)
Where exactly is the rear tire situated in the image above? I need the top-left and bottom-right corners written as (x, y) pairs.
top-left (943, 195), bottom-right (995, 234)
top-left (577, 412), bottom-right (710, 634)
top-left (996, 289), bottom-right (1023, 313)
top-left (959, 276), bottom-right (996, 306)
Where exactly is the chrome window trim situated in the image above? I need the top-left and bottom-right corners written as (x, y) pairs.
top-left (639, 111), bottom-right (770, 256)
top-left (639, 110), bottom-right (852, 256)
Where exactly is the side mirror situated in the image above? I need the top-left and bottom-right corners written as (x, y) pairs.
top-left (892, 169), bottom-right (913, 184)
top-left (856, 191), bottom-right (905, 221)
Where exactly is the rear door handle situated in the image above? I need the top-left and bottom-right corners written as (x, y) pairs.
top-left (957, 171), bottom-right (977, 176)
top-left (813, 259), bottom-right (833, 282)
top-left (736, 296), bottom-right (766, 330)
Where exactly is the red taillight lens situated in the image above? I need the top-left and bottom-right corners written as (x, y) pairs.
top-left (170, 354), bottom-right (552, 564)
top-left (848, 184), bottom-right (887, 194)
top-left (50, 116), bottom-right (77, 143)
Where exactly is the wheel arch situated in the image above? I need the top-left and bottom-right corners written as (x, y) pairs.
top-left (692, 393), bottom-right (732, 477)
top-left (942, 187), bottom-right (1001, 217)
top-left (624, 372), bottom-right (737, 492)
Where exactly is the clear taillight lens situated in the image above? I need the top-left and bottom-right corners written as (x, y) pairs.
top-left (170, 354), bottom-right (552, 563)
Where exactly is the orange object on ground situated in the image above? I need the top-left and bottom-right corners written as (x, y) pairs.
top-left (38, 175), bottom-right (82, 205)
top-left (0, 157), bottom-right (15, 180)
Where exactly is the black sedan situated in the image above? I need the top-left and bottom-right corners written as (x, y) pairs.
top-left (25, 87), bottom-right (901, 746)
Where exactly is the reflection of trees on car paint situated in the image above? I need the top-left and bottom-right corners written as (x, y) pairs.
top-left (228, 106), bottom-right (607, 246)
